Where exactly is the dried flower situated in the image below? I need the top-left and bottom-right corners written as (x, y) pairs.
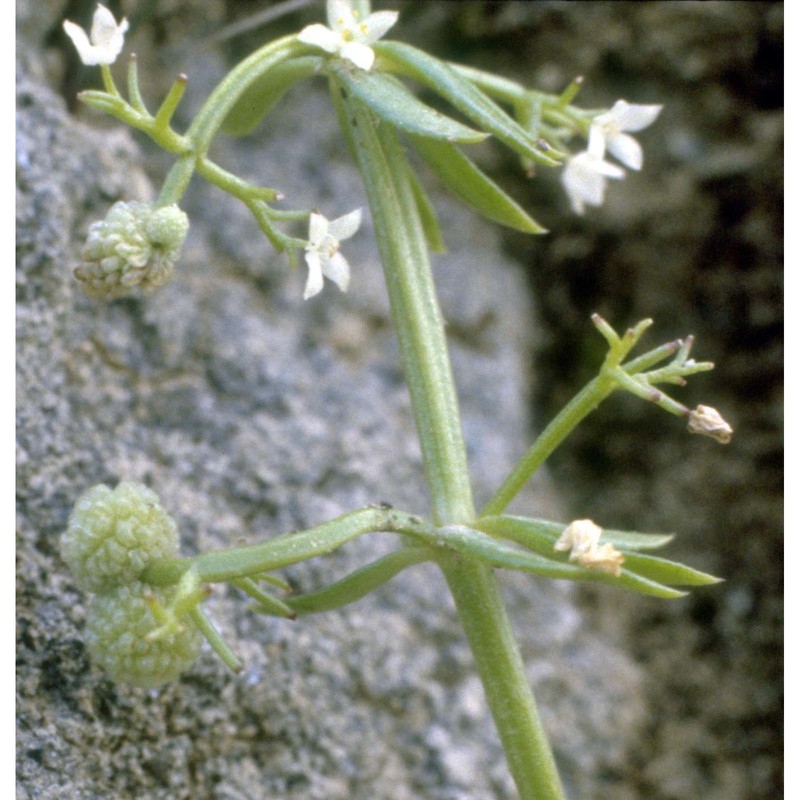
top-left (74, 201), bottom-right (189, 299)
top-left (554, 519), bottom-right (624, 577)
top-left (574, 542), bottom-right (625, 576)
top-left (554, 519), bottom-right (602, 556)
top-left (63, 3), bottom-right (128, 66)
top-left (298, 0), bottom-right (398, 71)
top-left (687, 404), bottom-right (733, 444)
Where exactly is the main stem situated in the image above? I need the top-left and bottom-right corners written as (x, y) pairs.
top-left (335, 84), bottom-right (474, 526)
top-left (336, 85), bottom-right (566, 800)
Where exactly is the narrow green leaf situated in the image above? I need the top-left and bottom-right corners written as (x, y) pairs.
top-left (619, 553), bottom-right (722, 587)
top-left (405, 165), bottom-right (446, 252)
top-left (374, 41), bottom-right (562, 167)
top-left (221, 56), bottom-right (322, 137)
top-left (232, 577), bottom-right (296, 618)
top-left (286, 547), bottom-right (432, 616)
top-left (476, 515), bottom-right (717, 590)
top-left (189, 607), bottom-right (243, 673)
top-left (436, 525), bottom-right (685, 598)
top-left (332, 65), bottom-right (488, 144)
top-left (480, 515), bottom-right (675, 551)
top-left (600, 529), bottom-right (676, 551)
top-left (409, 134), bottom-right (547, 234)
top-left (77, 90), bottom-right (125, 114)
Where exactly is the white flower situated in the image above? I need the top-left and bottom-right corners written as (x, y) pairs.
top-left (298, 0), bottom-right (398, 71)
top-left (63, 3), bottom-right (128, 66)
top-left (303, 209), bottom-right (362, 300)
top-left (561, 151), bottom-right (625, 215)
top-left (589, 100), bottom-right (663, 171)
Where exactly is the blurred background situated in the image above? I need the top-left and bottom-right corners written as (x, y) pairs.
top-left (24, 1), bottom-right (782, 798)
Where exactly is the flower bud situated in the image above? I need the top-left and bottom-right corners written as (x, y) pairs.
top-left (74, 201), bottom-right (189, 299)
top-left (61, 482), bottom-right (179, 593)
top-left (87, 581), bottom-right (202, 688)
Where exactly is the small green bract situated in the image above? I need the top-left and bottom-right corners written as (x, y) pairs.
top-left (61, 482), bottom-right (179, 592)
top-left (87, 582), bottom-right (202, 688)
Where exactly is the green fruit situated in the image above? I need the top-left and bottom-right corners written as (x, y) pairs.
top-left (61, 482), bottom-right (179, 593)
top-left (74, 201), bottom-right (189, 299)
top-left (87, 582), bottom-right (202, 688)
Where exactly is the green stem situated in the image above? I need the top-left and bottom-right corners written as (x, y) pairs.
top-left (142, 506), bottom-right (437, 586)
top-left (184, 35), bottom-right (306, 153)
top-left (439, 554), bottom-right (566, 800)
top-left (157, 154), bottom-right (196, 206)
top-left (334, 83), bottom-right (474, 525)
top-left (335, 82), bottom-right (565, 800)
top-left (482, 375), bottom-right (615, 517)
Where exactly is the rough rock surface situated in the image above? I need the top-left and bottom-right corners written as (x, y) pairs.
top-left (15, 6), bottom-right (653, 800)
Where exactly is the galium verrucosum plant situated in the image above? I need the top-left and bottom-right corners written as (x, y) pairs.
top-left (61, 3), bottom-right (733, 798)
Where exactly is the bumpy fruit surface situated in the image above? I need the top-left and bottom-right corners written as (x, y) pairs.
top-left (74, 201), bottom-right (189, 299)
top-left (61, 482), bottom-right (179, 592)
top-left (87, 582), bottom-right (202, 688)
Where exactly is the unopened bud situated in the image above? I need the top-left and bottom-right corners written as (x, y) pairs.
top-left (74, 201), bottom-right (189, 299)
top-left (687, 404), bottom-right (733, 444)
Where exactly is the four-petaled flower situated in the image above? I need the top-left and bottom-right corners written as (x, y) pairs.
top-left (303, 209), bottom-right (362, 300)
top-left (298, 0), bottom-right (399, 71)
top-left (63, 3), bottom-right (128, 66)
top-left (561, 151), bottom-right (626, 215)
top-left (588, 100), bottom-right (663, 171)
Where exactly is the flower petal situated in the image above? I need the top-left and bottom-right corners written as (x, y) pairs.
top-left (607, 132), bottom-right (643, 170)
top-left (340, 40), bottom-right (375, 70)
top-left (321, 251), bottom-right (351, 293)
top-left (327, 0), bottom-right (357, 31)
top-left (614, 101), bottom-right (663, 132)
top-left (298, 23), bottom-right (341, 53)
top-left (91, 4), bottom-right (128, 49)
top-left (63, 20), bottom-right (95, 63)
top-left (307, 212), bottom-right (330, 247)
top-left (588, 123), bottom-right (607, 159)
top-left (360, 10), bottom-right (399, 45)
top-left (326, 208), bottom-right (362, 241)
top-left (303, 251), bottom-right (325, 299)
top-left (589, 156), bottom-right (625, 179)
